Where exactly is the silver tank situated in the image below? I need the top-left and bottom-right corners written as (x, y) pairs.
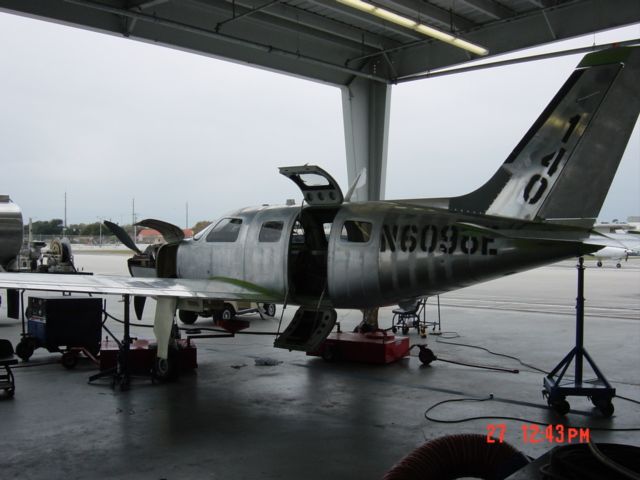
top-left (0, 195), bottom-right (23, 269)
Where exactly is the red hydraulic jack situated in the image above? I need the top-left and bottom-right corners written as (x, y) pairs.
top-left (309, 329), bottom-right (410, 364)
top-left (309, 330), bottom-right (437, 365)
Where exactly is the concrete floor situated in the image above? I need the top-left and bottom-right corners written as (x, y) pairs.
top-left (1, 253), bottom-right (639, 479)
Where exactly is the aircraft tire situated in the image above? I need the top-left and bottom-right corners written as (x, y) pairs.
top-left (154, 353), bottom-right (179, 382)
top-left (616, 263), bottom-right (621, 268)
top-left (597, 261), bottom-right (603, 267)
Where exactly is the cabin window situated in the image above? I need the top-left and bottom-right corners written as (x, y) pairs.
top-left (206, 218), bottom-right (243, 242)
top-left (340, 220), bottom-right (372, 243)
top-left (259, 221), bottom-right (284, 242)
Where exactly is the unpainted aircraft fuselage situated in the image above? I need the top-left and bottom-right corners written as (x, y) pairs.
top-left (171, 200), bottom-right (590, 310)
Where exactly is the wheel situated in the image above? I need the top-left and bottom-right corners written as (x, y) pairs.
top-left (391, 326), bottom-right (397, 334)
top-left (597, 261), bottom-right (603, 267)
top-left (549, 398), bottom-right (570, 416)
top-left (221, 303), bottom-right (236, 321)
top-left (179, 309), bottom-right (198, 325)
top-left (591, 397), bottom-right (615, 417)
top-left (616, 263), bottom-right (621, 269)
top-left (61, 351), bottom-right (78, 369)
top-left (321, 345), bottom-right (339, 362)
top-left (418, 347), bottom-right (436, 365)
top-left (599, 401), bottom-right (615, 417)
top-left (5, 387), bottom-right (15, 398)
top-left (402, 326), bottom-right (409, 335)
top-left (263, 303), bottom-right (277, 317)
top-left (154, 353), bottom-right (178, 382)
top-left (16, 340), bottom-right (35, 361)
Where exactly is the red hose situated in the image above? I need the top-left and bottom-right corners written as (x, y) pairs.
top-left (383, 433), bottom-right (528, 480)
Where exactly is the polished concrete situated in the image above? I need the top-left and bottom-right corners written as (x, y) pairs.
top-left (1, 253), bottom-right (638, 479)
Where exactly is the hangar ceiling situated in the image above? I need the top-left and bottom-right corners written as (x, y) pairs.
top-left (1, 0), bottom-right (638, 200)
top-left (1, 0), bottom-right (638, 85)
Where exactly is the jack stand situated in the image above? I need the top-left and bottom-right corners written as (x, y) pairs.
top-left (542, 257), bottom-right (615, 417)
top-left (89, 294), bottom-right (132, 391)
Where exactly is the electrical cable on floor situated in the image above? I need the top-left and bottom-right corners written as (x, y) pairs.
top-left (424, 394), bottom-right (640, 432)
top-left (431, 332), bottom-right (640, 394)
top-left (435, 356), bottom-right (519, 374)
top-left (435, 335), bottom-right (547, 374)
top-left (616, 394), bottom-right (640, 405)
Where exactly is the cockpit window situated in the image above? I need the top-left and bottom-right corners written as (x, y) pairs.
top-left (340, 220), bottom-right (372, 243)
top-left (193, 222), bottom-right (213, 241)
top-left (206, 218), bottom-right (243, 242)
top-left (259, 221), bottom-right (284, 242)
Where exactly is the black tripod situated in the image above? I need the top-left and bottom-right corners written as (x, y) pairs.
top-left (543, 257), bottom-right (615, 417)
top-left (88, 294), bottom-right (132, 391)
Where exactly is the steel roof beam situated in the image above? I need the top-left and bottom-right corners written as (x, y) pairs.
top-left (457, 0), bottom-right (514, 20)
top-left (376, 0), bottom-right (476, 30)
top-left (179, 0), bottom-right (384, 54)
top-left (62, 0), bottom-right (390, 82)
top-left (125, 0), bottom-right (170, 36)
top-left (302, 0), bottom-right (424, 41)
top-left (200, 0), bottom-right (399, 50)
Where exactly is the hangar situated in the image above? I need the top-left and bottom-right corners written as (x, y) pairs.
top-left (0, 1), bottom-right (639, 479)
top-left (1, 0), bottom-right (638, 201)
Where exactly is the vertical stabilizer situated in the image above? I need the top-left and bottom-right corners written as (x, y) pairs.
top-left (450, 47), bottom-right (640, 227)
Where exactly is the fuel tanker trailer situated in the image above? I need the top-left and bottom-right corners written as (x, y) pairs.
top-left (0, 195), bottom-right (23, 272)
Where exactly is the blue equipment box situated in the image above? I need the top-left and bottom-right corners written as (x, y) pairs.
top-left (27, 295), bottom-right (103, 354)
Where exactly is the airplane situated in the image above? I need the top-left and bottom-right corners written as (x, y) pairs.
top-left (586, 232), bottom-right (640, 267)
top-left (0, 46), bottom-right (638, 379)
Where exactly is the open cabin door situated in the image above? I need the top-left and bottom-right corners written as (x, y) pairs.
top-left (279, 165), bottom-right (344, 206)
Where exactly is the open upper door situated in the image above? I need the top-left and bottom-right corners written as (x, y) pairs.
top-left (279, 165), bottom-right (343, 206)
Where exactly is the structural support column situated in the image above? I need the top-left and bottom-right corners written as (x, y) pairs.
top-left (341, 77), bottom-right (391, 201)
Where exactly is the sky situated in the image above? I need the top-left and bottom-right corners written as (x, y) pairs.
top-left (0, 12), bottom-right (638, 227)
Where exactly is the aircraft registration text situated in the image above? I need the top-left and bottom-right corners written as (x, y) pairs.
top-left (380, 224), bottom-right (497, 255)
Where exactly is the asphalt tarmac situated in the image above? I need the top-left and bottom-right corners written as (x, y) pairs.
top-left (0, 252), bottom-right (638, 479)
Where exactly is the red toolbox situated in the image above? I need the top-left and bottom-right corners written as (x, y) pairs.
top-left (308, 331), bottom-right (410, 364)
top-left (99, 338), bottom-right (197, 374)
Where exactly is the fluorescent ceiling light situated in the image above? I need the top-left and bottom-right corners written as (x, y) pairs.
top-left (337, 0), bottom-right (488, 56)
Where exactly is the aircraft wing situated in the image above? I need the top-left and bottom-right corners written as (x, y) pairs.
top-left (0, 273), bottom-right (281, 302)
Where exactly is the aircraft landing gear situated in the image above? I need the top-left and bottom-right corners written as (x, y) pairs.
top-left (596, 260), bottom-right (603, 267)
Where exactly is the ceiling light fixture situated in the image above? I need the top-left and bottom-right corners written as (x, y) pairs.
top-left (337, 0), bottom-right (488, 56)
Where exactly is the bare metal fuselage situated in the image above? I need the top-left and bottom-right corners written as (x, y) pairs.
top-left (172, 201), bottom-right (590, 309)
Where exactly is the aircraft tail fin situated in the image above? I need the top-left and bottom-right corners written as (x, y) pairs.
top-left (449, 47), bottom-right (640, 227)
